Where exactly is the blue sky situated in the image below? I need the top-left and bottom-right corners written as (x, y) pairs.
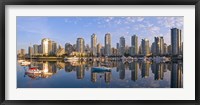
top-left (17, 16), bottom-right (183, 52)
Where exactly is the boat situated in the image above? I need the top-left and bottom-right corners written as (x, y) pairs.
top-left (18, 60), bottom-right (25, 63)
top-left (153, 56), bottom-right (171, 63)
top-left (20, 61), bottom-right (31, 66)
top-left (64, 57), bottom-right (79, 62)
top-left (100, 63), bottom-right (110, 67)
top-left (91, 67), bottom-right (111, 73)
top-left (25, 73), bottom-right (42, 79)
top-left (25, 67), bottom-right (42, 74)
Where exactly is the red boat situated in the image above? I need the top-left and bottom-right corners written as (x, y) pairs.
top-left (25, 67), bottom-right (42, 74)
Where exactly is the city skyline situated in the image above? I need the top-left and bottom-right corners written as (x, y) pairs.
top-left (17, 16), bottom-right (183, 52)
top-left (18, 27), bottom-right (182, 57)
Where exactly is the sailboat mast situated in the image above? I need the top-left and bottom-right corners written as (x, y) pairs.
top-left (30, 43), bottom-right (32, 64)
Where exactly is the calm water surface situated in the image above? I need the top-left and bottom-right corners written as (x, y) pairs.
top-left (17, 60), bottom-right (183, 88)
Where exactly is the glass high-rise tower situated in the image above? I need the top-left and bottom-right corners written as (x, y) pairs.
top-left (171, 28), bottom-right (182, 55)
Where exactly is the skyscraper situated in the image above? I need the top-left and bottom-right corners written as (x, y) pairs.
top-left (168, 45), bottom-right (172, 55)
top-left (33, 44), bottom-right (38, 55)
top-left (76, 38), bottom-right (85, 53)
top-left (38, 45), bottom-right (42, 54)
top-left (171, 28), bottom-right (182, 55)
top-left (101, 47), bottom-right (105, 56)
top-left (20, 49), bottom-right (25, 55)
top-left (163, 43), bottom-right (168, 54)
top-left (28, 46), bottom-right (33, 57)
top-left (116, 43), bottom-right (119, 49)
top-left (131, 35), bottom-right (138, 55)
top-left (151, 42), bottom-right (156, 55)
top-left (41, 38), bottom-right (50, 55)
top-left (48, 40), bottom-right (53, 55)
top-left (65, 43), bottom-right (74, 55)
top-left (141, 39), bottom-right (150, 56)
top-left (58, 44), bottom-right (62, 50)
top-left (120, 36), bottom-right (125, 55)
top-left (154, 36), bottom-right (164, 55)
top-left (104, 33), bottom-right (111, 56)
top-left (52, 41), bottom-right (57, 55)
top-left (91, 33), bottom-right (97, 56)
top-left (97, 43), bottom-right (102, 56)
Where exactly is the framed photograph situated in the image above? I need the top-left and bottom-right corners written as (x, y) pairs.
top-left (1, 0), bottom-right (199, 104)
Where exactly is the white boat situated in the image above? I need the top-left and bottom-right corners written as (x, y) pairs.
top-left (18, 60), bottom-right (25, 63)
top-left (64, 57), bottom-right (79, 62)
top-left (20, 61), bottom-right (31, 66)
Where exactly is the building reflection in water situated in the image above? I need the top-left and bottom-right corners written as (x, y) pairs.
top-left (76, 65), bottom-right (85, 79)
top-left (118, 62), bottom-right (125, 80)
top-left (24, 60), bottom-right (183, 88)
top-left (151, 63), bottom-right (164, 80)
top-left (56, 62), bottom-right (65, 70)
top-left (171, 62), bottom-right (183, 88)
top-left (65, 63), bottom-right (74, 72)
top-left (91, 71), bottom-right (112, 84)
top-left (129, 62), bottom-right (138, 81)
top-left (105, 72), bottom-right (111, 83)
top-left (91, 72), bottom-right (97, 82)
top-left (141, 62), bottom-right (150, 78)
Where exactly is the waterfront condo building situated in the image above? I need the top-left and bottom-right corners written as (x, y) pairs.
top-left (76, 38), bottom-right (85, 53)
top-left (91, 33), bottom-right (97, 56)
top-left (104, 33), bottom-right (111, 56)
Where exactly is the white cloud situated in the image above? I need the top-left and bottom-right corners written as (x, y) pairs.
top-left (157, 17), bottom-right (183, 29)
top-left (137, 17), bottom-right (144, 22)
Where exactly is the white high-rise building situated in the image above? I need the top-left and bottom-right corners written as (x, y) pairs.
top-left (104, 33), bottom-right (111, 56)
top-left (91, 33), bottom-right (97, 56)
top-left (41, 38), bottom-right (50, 55)
top-left (141, 38), bottom-right (150, 56)
top-left (76, 38), bottom-right (85, 53)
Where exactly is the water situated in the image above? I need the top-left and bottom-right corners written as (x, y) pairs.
top-left (17, 60), bottom-right (183, 88)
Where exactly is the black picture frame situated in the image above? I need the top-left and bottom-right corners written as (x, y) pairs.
top-left (0, 0), bottom-right (199, 105)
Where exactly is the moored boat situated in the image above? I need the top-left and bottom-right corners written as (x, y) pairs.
top-left (25, 67), bottom-right (42, 74)
top-left (91, 67), bottom-right (111, 73)
top-left (20, 61), bottom-right (31, 66)
top-left (64, 57), bottom-right (79, 62)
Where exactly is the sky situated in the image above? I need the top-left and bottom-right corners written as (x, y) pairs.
top-left (17, 16), bottom-right (183, 52)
